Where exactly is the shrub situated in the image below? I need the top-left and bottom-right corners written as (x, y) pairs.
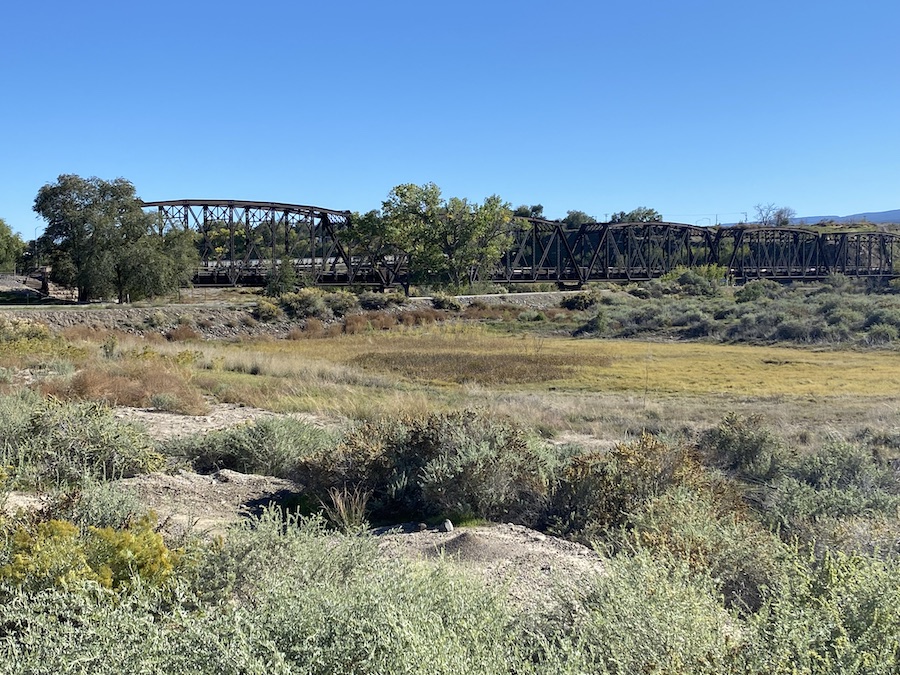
top-left (735, 279), bottom-right (782, 303)
top-left (546, 434), bottom-right (701, 544)
top-left (0, 514), bottom-right (174, 592)
top-left (253, 299), bottom-right (283, 322)
top-left (322, 290), bottom-right (360, 317)
top-left (560, 292), bottom-right (597, 311)
top-left (431, 293), bottom-right (462, 311)
top-left (741, 551), bottom-right (900, 673)
top-left (165, 416), bottom-right (338, 479)
top-left (10, 399), bottom-right (164, 488)
top-left (618, 487), bottom-right (791, 612)
top-left (64, 479), bottom-right (145, 530)
top-left (543, 551), bottom-right (735, 674)
top-left (866, 322), bottom-right (898, 344)
top-left (312, 411), bottom-right (557, 523)
top-left (279, 289), bottom-right (333, 320)
top-left (165, 324), bottom-right (201, 341)
top-left (358, 290), bottom-right (405, 311)
top-left (700, 413), bottom-right (786, 482)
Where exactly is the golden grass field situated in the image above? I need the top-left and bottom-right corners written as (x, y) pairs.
top-left (5, 316), bottom-right (900, 453)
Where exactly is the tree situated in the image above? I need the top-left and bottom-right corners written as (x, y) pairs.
top-left (562, 210), bottom-right (596, 227)
top-left (0, 218), bottom-right (25, 273)
top-left (34, 175), bottom-right (197, 302)
top-left (609, 207), bottom-right (663, 223)
top-left (381, 183), bottom-right (514, 287)
top-left (513, 204), bottom-right (544, 219)
top-left (754, 203), bottom-right (796, 227)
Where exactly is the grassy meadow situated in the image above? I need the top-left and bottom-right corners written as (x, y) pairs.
top-left (4, 276), bottom-right (900, 672)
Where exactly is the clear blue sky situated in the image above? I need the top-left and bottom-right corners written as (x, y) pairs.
top-left (2, 0), bottom-right (898, 237)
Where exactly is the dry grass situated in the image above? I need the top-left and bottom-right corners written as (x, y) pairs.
top-left (12, 317), bottom-right (900, 454)
top-left (39, 357), bottom-right (209, 415)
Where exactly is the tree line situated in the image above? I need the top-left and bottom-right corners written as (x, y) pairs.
top-left (3, 173), bottom-right (794, 300)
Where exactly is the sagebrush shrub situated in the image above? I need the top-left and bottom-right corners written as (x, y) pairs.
top-left (317, 410), bottom-right (556, 523)
top-left (279, 289), bottom-right (333, 320)
top-left (166, 416), bottom-right (338, 479)
top-left (322, 290), bottom-right (360, 317)
top-left (546, 433), bottom-right (700, 543)
top-left (8, 398), bottom-right (163, 487)
top-left (700, 412), bottom-right (786, 482)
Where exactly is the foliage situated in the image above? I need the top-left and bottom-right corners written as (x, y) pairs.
top-left (619, 487), bottom-right (791, 612)
top-left (0, 217), bottom-right (26, 273)
top-left (609, 206), bottom-right (663, 223)
top-left (735, 278), bottom-right (783, 303)
top-left (322, 290), bottom-right (360, 317)
top-left (741, 551), bottom-right (900, 674)
top-left (278, 288), bottom-right (333, 320)
top-left (544, 551), bottom-right (735, 674)
top-left (309, 410), bottom-right (557, 523)
top-left (700, 412), bottom-right (786, 482)
top-left (0, 395), bottom-right (163, 488)
top-left (0, 514), bottom-right (174, 592)
top-left (33, 174), bottom-right (197, 302)
top-left (253, 298), bottom-right (283, 322)
top-left (358, 290), bottom-right (405, 310)
top-left (166, 416), bottom-right (338, 479)
top-left (431, 292), bottom-right (462, 311)
top-left (264, 256), bottom-right (299, 297)
top-left (560, 291), bottom-right (598, 311)
top-left (547, 434), bottom-right (700, 543)
top-left (382, 183), bottom-right (515, 285)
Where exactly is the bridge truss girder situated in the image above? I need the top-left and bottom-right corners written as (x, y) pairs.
top-left (492, 220), bottom-right (900, 284)
top-left (141, 201), bottom-right (900, 287)
top-left (142, 200), bottom-right (408, 287)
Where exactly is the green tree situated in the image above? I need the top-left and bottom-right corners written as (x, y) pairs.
top-left (34, 175), bottom-right (197, 302)
top-left (562, 210), bottom-right (596, 227)
top-left (381, 183), bottom-right (514, 287)
top-left (610, 207), bottom-right (663, 223)
top-left (513, 204), bottom-right (544, 219)
top-left (0, 218), bottom-right (26, 273)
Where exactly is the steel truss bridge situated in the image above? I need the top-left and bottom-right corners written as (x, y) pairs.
top-left (143, 200), bottom-right (900, 288)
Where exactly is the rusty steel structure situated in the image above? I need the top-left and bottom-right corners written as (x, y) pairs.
top-left (142, 200), bottom-right (407, 287)
top-left (142, 200), bottom-right (900, 287)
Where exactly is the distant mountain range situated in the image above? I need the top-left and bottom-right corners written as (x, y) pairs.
top-left (790, 209), bottom-right (900, 225)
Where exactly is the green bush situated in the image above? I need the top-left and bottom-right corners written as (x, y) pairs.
top-left (317, 411), bottom-right (557, 523)
top-left (543, 551), bottom-right (735, 674)
top-left (253, 298), bottom-right (283, 322)
top-left (560, 292), bottom-right (598, 311)
top-left (735, 279), bottom-right (782, 303)
top-left (618, 487), bottom-right (791, 612)
top-left (4, 398), bottom-right (163, 488)
top-left (741, 551), bottom-right (900, 674)
top-left (700, 412), bottom-right (786, 482)
top-left (866, 322), bottom-right (898, 344)
top-left (279, 289), bottom-right (333, 320)
top-left (358, 290), bottom-right (405, 311)
top-left (165, 417), bottom-right (338, 479)
top-left (322, 290), bottom-right (360, 317)
top-left (0, 514), bottom-right (174, 593)
top-left (431, 293), bottom-right (462, 311)
top-left (546, 434), bottom-right (700, 544)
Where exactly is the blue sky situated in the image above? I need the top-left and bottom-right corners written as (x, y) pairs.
top-left (2, 0), bottom-right (898, 236)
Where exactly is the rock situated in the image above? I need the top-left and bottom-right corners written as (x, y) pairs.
top-left (438, 519), bottom-right (454, 533)
top-left (417, 522), bottom-right (428, 532)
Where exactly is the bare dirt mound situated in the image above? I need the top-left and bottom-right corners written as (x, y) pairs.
top-left (376, 522), bottom-right (604, 605)
top-left (117, 469), bottom-right (300, 537)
